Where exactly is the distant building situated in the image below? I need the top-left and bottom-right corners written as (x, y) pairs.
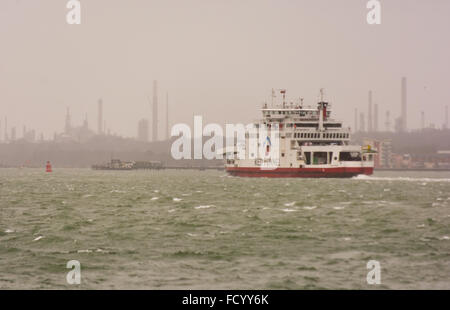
top-left (363, 138), bottom-right (393, 168)
top-left (137, 119), bottom-right (149, 142)
top-left (23, 129), bottom-right (36, 142)
top-left (55, 108), bottom-right (95, 143)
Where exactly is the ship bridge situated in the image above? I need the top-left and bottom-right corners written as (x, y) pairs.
top-left (258, 89), bottom-right (351, 146)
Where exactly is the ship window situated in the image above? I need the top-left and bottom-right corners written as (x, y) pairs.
top-left (340, 152), bottom-right (362, 161)
top-left (304, 152), bottom-right (311, 165)
top-left (313, 152), bottom-right (328, 165)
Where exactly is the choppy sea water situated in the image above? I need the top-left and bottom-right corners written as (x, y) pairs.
top-left (0, 168), bottom-right (449, 289)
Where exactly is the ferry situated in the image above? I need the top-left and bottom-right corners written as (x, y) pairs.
top-left (224, 89), bottom-right (376, 178)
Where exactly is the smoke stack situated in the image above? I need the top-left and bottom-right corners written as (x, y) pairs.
top-left (83, 113), bottom-right (88, 129)
top-left (401, 77), bottom-right (407, 132)
top-left (374, 103), bottom-right (378, 132)
top-left (359, 112), bottom-right (366, 132)
top-left (4, 116), bottom-right (8, 141)
top-left (11, 127), bottom-right (16, 141)
top-left (65, 107), bottom-right (71, 134)
top-left (368, 91), bottom-right (373, 132)
top-left (445, 106), bottom-right (449, 129)
top-left (166, 92), bottom-right (169, 140)
top-left (385, 110), bottom-right (391, 132)
top-left (421, 111), bottom-right (425, 130)
top-left (354, 108), bottom-right (358, 132)
top-left (98, 98), bottom-right (103, 134)
top-left (152, 80), bottom-right (158, 142)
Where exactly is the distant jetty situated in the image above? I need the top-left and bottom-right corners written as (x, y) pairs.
top-left (91, 159), bottom-right (224, 171)
top-left (92, 159), bottom-right (163, 170)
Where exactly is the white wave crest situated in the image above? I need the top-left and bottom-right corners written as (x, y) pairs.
top-left (353, 175), bottom-right (450, 183)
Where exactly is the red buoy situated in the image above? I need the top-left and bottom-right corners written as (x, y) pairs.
top-left (46, 161), bottom-right (52, 172)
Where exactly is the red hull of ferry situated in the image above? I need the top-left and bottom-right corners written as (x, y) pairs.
top-left (226, 167), bottom-right (373, 178)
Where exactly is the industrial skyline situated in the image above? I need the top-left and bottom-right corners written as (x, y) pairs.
top-left (0, 76), bottom-right (449, 142)
top-left (1, 1), bottom-right (449, 139)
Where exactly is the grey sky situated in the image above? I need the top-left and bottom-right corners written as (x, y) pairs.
top-left (0, 0), bottom-right (449, 138)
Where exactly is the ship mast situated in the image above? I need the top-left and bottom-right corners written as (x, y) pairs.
top-left (318, 88), bottom-right (325, 131)
top-left (280, 89), bottom-right (286, 108)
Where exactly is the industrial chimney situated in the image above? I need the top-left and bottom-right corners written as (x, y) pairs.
top-left (445, 106), bottom-right (449, 130)
top-left (374, 103), bottom-right (378, 132)
top-left (152, 80), bottom-right (158, 142)
top-left (368, 91), bottom-right (373, 132)
top-left (401, 77), bottom-right (407, 132)
top-left (166, 92), bottom-right (169, 140)
top-left (360, 113), bottom-right (366, 132)
top-left (98, 98), bottom-right (103, 135)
